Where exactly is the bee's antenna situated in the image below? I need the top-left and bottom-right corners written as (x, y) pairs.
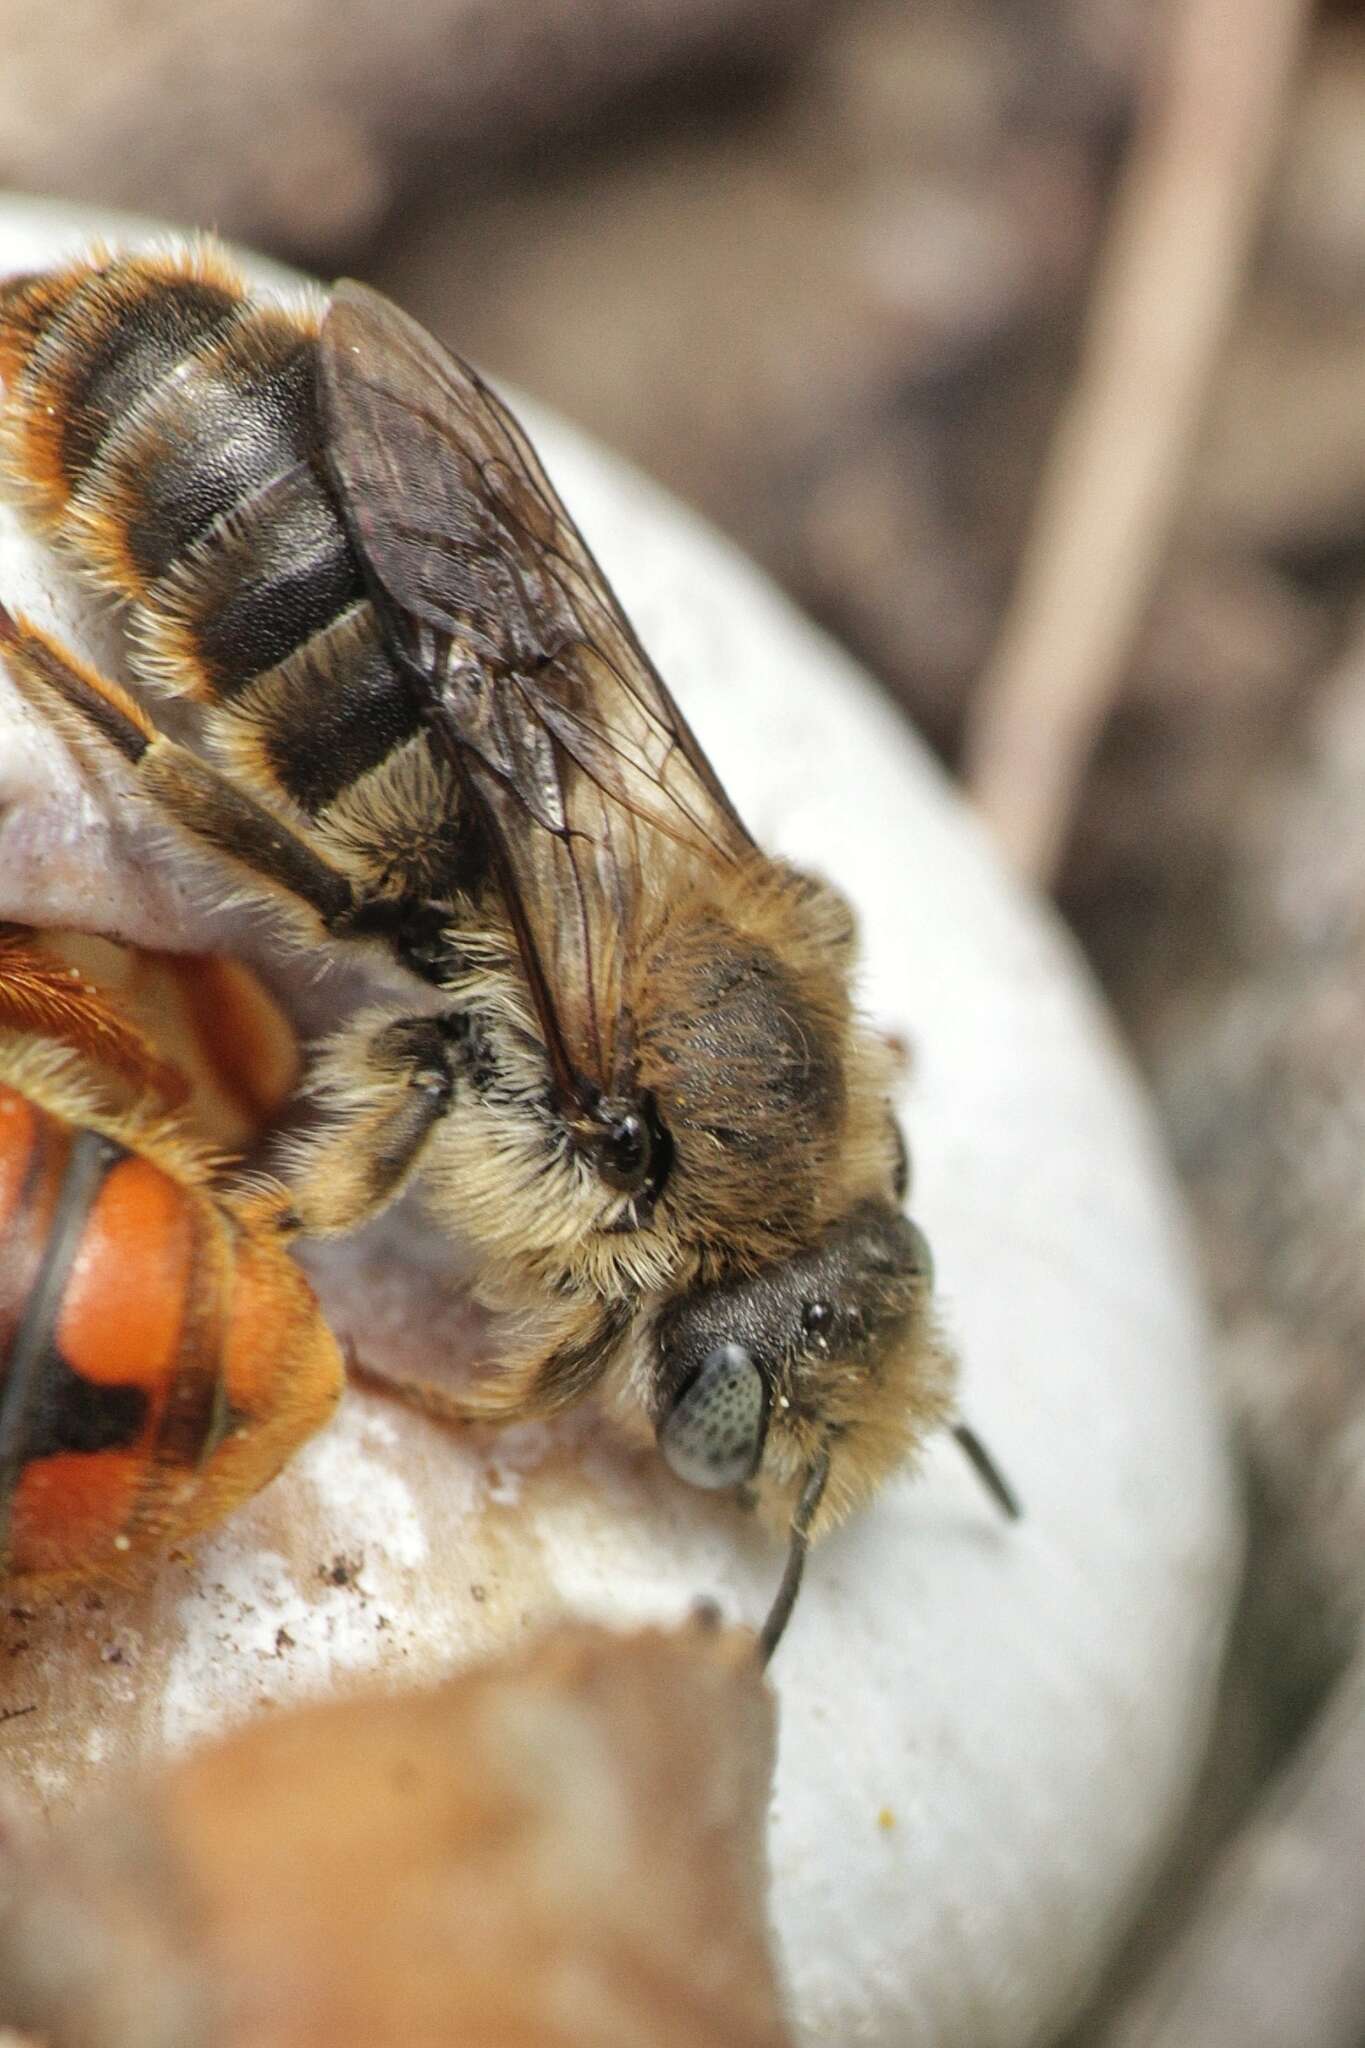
top-left (758, 1450), bottom-right (831, 1667)
top-left (952, 1421), bottom-right (1021, 1520)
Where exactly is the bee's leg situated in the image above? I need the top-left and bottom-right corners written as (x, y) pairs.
top-left (349, 1295), bottom-right (631, 1427)
top-left (0, 605), bottom-right (361, 940)
top-left (281, 1013), bottom-right (460, 1236)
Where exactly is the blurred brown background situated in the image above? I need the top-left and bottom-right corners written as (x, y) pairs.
top-left (4, 2), bottom-right (1365, 2041)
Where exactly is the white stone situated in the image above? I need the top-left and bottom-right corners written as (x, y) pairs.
top-left (0, 198), bottom-right (1239, 2048)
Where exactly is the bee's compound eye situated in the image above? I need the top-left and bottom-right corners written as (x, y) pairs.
top-left (658, 1343), bottom-right (768, 1491)
top-left (905, 1219), bottom-right (935, 1289)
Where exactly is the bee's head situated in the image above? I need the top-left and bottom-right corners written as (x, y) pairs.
top-left (652, 1199), bottom-right (957, 1659)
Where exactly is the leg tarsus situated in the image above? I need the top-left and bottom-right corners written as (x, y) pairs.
top-left (347, 1294), bottom-right (629, 1430)
top-left (346, 1347), bottom-right (490, 1426)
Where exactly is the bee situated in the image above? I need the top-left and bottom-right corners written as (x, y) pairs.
top-left (0, 242), bottom-right (1015, 1650)
top-left (0, 924), bottom-right (343, 1584)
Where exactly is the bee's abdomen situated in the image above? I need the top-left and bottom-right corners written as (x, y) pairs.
top-left (0, 254), bottom-right (241, 522)
top-left (113, 320), bottom-right (325, 592)
top-left (0, 247), bottom-right (421, 820)
top-left (157, 462), bottom-right (361, 699)
top-left (0, 249), bottom-right (324, 595)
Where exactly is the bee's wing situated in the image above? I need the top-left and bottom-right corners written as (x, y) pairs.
top-left (317, 280), bottom-right (753, 1110)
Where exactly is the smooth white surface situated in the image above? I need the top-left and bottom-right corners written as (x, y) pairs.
top-left (0, 198), bottom-right (1240, 2048)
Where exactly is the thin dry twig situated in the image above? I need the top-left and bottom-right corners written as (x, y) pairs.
top-left (963, 0), bottom-right (1313, 884)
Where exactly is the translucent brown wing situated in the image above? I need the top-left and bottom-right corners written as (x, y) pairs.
top-left (316, 280), bottom-right (752, 1112)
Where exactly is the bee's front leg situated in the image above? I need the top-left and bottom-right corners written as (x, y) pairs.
top-left (283, 1012), bottom-right (460, 1236)
top-left (346, 1291), bottom-right (633, 1430)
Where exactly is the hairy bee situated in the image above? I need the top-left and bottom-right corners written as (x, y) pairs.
top-left (0, 926), bottom-right (342, 1582)
top-left (0, 242), bottom-right (1014, 1651)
